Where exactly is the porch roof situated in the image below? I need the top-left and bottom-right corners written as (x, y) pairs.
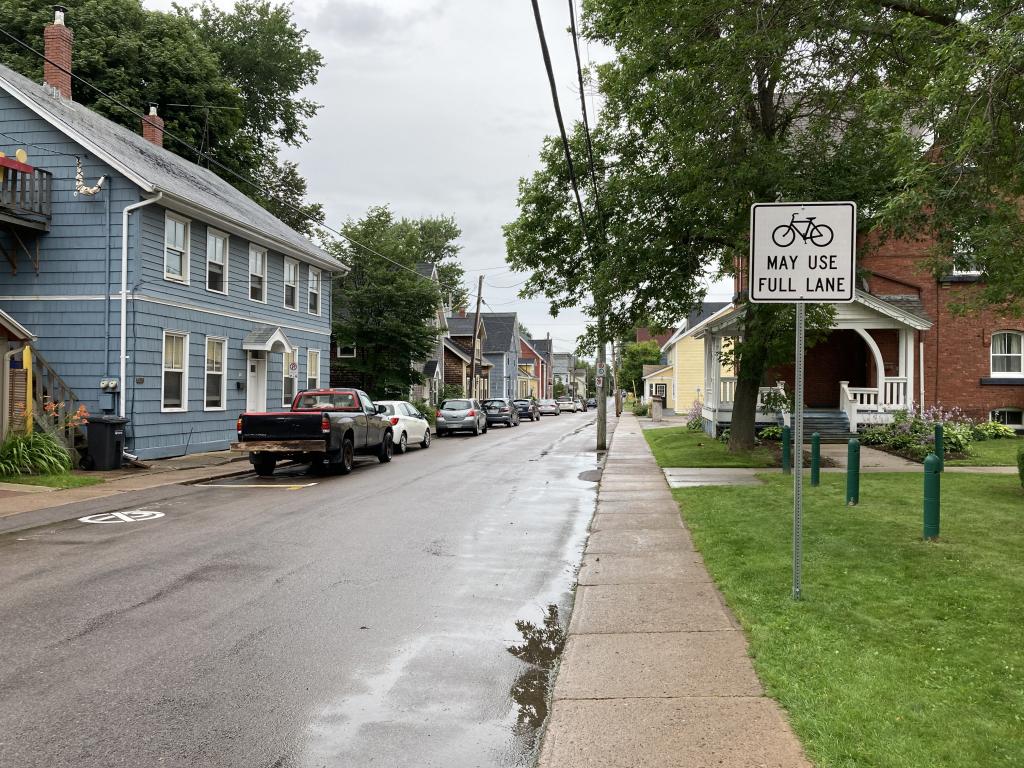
top-left (0, 308), bottom-right (34, 341)
top-left (689, 290), bottom-right (932, 339)
top-left (642, 363), bottom-right (673, 380)
top-left (242, 326), bottom-right (293, 353)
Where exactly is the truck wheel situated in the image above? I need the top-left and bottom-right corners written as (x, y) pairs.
top-left (396, 431), bottom-right (408, 454)
top-left (253, 455), bottom-right (276, 477)
top-left (377, 432), bottom-right (394, 463)
top-left (420, 429), bottom-right (431, 449)
top-left (338, 438), bottom-right (355, 475)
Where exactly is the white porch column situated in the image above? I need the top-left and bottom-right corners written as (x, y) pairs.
top-left (903, 328), bottom-right (915, 411)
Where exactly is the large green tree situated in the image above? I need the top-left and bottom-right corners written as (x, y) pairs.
top-left (0, 0), bottom-right (324, 234)
top-left (616, 341), bottom-right (661, 397)
top-left (507, 0), bottom-right (911, 449)
top-left (330, 206), bottom-right (459, 398)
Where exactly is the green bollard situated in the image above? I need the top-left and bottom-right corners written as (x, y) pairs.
top-left (923, 453), bottom-right (941, 540)
top-left (782, 425), bottom-right (791, 474)
top-left (810, 432), bottom-right (820, 487)
top-left (846, 438), bottom-right (860, 506)
top-left (934, 423), bottom-right (944, 472)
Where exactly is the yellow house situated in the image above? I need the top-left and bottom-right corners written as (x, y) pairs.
top-left (641, 302), bottom-right (730, 413)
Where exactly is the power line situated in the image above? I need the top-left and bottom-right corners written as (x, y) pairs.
top-left (529, 0), bottom-right (588, 235)
top-left (568, 0), bottom-right (606, 230)
top-left (0, 24), bottom-right (455, 292)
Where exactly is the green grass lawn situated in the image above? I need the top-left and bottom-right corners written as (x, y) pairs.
top-left (0, 473), bottom-right (103, 489)
top-left (644, 426), bottom-right (776, 468)
top-left (675, 472), bottom-right (1024, 768)
top-left (947, 437), bottom-right (1023, 467)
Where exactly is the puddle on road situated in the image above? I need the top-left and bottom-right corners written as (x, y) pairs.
top-left (506, 605), bottom-right (564, 744)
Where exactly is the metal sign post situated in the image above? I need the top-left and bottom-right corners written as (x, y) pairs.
top-left (750, 202), bottom-right (856, 601)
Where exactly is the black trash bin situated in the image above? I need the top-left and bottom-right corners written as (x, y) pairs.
top-left (86, 415), bottom-right (128, 470)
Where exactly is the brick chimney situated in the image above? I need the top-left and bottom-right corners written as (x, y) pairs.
top-left (142, 104), bottom-right (164, 147)
top-left (43, 6), bottom-right (73, 100)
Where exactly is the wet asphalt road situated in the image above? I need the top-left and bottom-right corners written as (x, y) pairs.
top-left (0, 410), bottom-right (604, 768)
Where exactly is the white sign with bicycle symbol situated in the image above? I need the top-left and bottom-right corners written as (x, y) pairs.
top-left (749, 202), bottom-right (856, 303)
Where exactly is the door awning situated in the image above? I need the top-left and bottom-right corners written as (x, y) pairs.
top-left (242, 326), bottom-right (293, 354)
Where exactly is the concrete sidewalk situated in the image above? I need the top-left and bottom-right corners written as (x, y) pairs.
top-left (0, 449), bottom-right (253, 522)
top-left (539, 414), bottom-right (810, 767)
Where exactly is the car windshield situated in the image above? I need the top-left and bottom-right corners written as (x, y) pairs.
top-left (294, 392), bottom-right (357, 410)
top-left (441, 400), bottom-right (471, 410)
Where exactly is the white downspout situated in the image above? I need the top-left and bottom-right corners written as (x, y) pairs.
top-left (120, 193), bottom-right (163, 417)
top-left (919, 339), bottom-right (925, 417)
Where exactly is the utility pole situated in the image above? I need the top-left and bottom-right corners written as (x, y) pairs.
top-left (596, 315), bottom-right (607, 450)
top-left (469, 275), bottom-right (484, 400)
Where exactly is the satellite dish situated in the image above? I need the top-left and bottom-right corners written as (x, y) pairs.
top-left (15, 148), bottom-right (28, 163)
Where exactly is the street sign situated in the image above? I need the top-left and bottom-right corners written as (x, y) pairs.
top-left (595, 375), bottom-right (604, 388)
top-left (749, 201), bottom-right (858, 602)
top-left (596, 363), bottom-right (606, 377)
top-left (749, 202), bottom-right (856, 304)
top-left (79, 510), bottom-right (164, 524)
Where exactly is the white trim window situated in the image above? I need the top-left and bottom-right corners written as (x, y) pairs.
top-left (308, 267), bottom-right (321, 316)
top-left (249, 245), bottom-right (268, 303)
top-left (283, 348), bottom-right (299, 406)
top-left (161, 331), bottom-right (188, 412)
top-left (204, 336), bottom-right (227, 410)
top-left (335, 343), bottom-right (356, 359)
top-left (164, 213), bottom-right (190, 283)
top-left (307, 349), bottom-right (320, 390)
top-left (991, 408), bottom-right (1023, 426)
top-left (284, 257), bottom-right (299, 310)
top-left (206, 229), bottom-right (229, 294)
top-left (991, 331), bottom-right (1023, 377)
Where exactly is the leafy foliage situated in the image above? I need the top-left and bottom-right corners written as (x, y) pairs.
top-left (410, 398), bottom-right (435, 427)
top-left (329, 206), bottom-right (452, 399)
top-left (631, 401), bottom-right (649, 417)
top-left (616, 341), bottom-right (661, 395)
top-left (859, 405), bottom-right (977, 461)
top-left (686, 399), bottom-right (704, 431)
top-left (0, 431), bottom-right (73, 476)
top-left (1018, 445), bottom-right (1024, 488)
top-left (972, 421), bottom-right (1017, 441)
top-left (758, 425), bottom-right (783, 442)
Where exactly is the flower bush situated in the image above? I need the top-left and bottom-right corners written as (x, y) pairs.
top-left (0, 431), bottom-right (73, 476)
top-left (858, 404), bottom-right (979, 461)
top-left (686, 400), bottom-right (704, 431)
top-left (632, 402), bottom-right (650, 417)
top-left (972, 420), bottom-right (1017, 441)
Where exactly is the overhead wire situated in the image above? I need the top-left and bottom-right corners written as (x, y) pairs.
top-left (0, 24), bottom-right (465, 292)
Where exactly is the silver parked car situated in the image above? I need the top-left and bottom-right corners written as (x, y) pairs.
top-left (537, 398), bottom-right (560, 416)
top-left (436, 398), bottom-right (489, 436)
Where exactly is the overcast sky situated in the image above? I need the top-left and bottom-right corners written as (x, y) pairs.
top-left (145, 0), bottom-right (731, 355)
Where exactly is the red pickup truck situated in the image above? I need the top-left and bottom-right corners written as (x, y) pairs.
top-left (232, 388), bottom-right (394, 477)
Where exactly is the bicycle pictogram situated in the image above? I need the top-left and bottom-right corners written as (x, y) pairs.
top-left (771, 213), bottom-right (834, 248)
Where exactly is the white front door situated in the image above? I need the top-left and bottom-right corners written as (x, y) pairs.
top-left (246, 351), bottom-right (267, 411)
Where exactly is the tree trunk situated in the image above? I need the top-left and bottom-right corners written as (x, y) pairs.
top-left (728, 377), bottom-right (761, 450)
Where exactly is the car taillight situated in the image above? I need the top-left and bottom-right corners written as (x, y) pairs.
top-left (501, 407), bottom-right (509, 413)
top-left (467, 409), bottom-right (476, 416)
top-left (435, 410), bottom-right (442, 419)
top-left (236, 416), bottom-right (243, 434)
top-left (389, 417), bottom-right (400, 426)
top-left (321, 414), bottom-right (330, 433)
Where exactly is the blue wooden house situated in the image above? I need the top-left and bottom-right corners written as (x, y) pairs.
top-left (481, 312), bottom-right (521, 399)
top-left (0, 12), bottom-right (343, 459)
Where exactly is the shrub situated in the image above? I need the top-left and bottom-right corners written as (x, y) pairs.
top-left (0, 431), bottom-right (73, 476)
top-left (943, 422), bottom-right (974, 454)
top-left (857, 403), bottom-right (975, 460)
top-left (1018, 445), bottom-right (1024, 488)
top-left (686, 400), bottom-right (704, 431)
top-left (758, 425), bottom-right (783, 441)
top-left (631, 402), bottom-right (650, 417)
top-left (411, 398), bottom-right (436, 427)
top-left (972, 421), bottom-right (1017, 441)
top-left (717, 428), bottom-right (731, 443)
top-left (440, 384), bottom-right (464, 401)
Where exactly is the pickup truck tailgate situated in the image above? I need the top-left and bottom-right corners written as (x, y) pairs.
top-left (239, 412), bottom-right (323, 441)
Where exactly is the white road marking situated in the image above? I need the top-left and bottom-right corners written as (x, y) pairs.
top-left (79, 510), bottom-right (165, 524)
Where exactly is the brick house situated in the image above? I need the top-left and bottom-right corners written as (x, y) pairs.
top-left (690, 229), bottom-right (1024, 434)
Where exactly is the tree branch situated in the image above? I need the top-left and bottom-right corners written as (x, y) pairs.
top-left (878, 1), bottom-right (958, 27)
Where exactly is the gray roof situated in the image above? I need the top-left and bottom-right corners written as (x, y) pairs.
top-left (0, 63), bottom-right (341, 272)
top-left (422, 360), bottom-right (439, 377)
top-left (480, 312), bottom-right (517, 353)
top-left (687, 302), bottom-right (729, 328)
top-left (416, 262), bottom-right (437, 279)
top-left (528, 337), bottom-right (552, 356)
top-left (446, 316), bottom-right (479, 337)
top-left (877, 295), bottom-right (931, 324)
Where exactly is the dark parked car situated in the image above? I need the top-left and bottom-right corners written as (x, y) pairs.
top-left (436, 398), bottom-right (488, 436)
top-left (483, 398), bottom-right (520, 427)
top-left (513, 398), bottom-right (540, 421)
top-left (233, 388), bottom-right (394, 476)
top-left (586, 398), bottom-right (597, 409)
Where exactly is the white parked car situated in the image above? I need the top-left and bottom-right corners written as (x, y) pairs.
top-left (375, 400), bottom-right (432, 453)
top-left (556, 396), bottom-right (578, 413)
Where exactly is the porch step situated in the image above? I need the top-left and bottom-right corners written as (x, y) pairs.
top-left (790, 411), bottom-right (857, 443)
